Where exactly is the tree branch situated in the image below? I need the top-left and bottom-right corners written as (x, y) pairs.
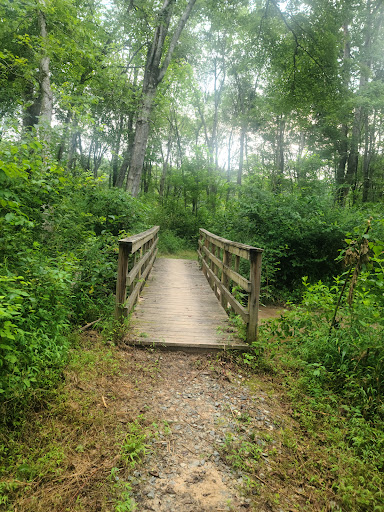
top-left (269, 0), bottom-right (330, 80)
top-left (158, 0), bottom-right (197, 82)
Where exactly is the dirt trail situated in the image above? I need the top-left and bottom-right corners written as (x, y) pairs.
top-left (123, 343), bottom-right (316, 512)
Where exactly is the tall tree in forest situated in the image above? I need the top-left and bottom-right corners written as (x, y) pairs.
top-left (126, 0), bottom-right (197, 197)
top-left (37, 2), bottom-right (53, 129)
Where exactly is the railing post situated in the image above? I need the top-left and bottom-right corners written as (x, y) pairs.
top-left (115, 242), bottom-right (131, 320)
top-left (221, 245), bottom-right (231, 310)
top-left (234, 254), bottom-right (240, 275)
top-left (203, 234), bottom-right (209, 279)
top-left (247, 249), bottom-right (262, 342)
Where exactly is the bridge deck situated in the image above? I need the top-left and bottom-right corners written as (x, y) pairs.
top-left (128, 258), bottom-right (248, 351)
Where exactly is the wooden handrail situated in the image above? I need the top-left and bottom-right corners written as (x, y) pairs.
top-left (197, 228), bottom-right (263, 342)
top-left (115, 226), bottom-right (160, 320)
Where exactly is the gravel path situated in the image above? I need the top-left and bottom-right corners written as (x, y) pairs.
top-left (125, 350), bottom-right (284, 512)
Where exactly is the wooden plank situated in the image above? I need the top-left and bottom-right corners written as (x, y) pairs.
top-left (247, 249), bottom-right (262, 342)
top-left (234, 254), bottom-right (240, 274)
top-left (221, 248), bottom-right (231, 309)
top-left (127, 258), bottom-right (244, 350)
top-left (198, 241), bottom-right (251, 292)
top-left (200, 258), bottom-right (249, 322)
top-left (127, 238), bottom-right (158, 286)
top-left (125, 248), bottom-right (158, 314)
top-left (115, 243), bottom-right (131, 319)
top-left (131, 338), bottom-right (249, 352)
top-left (119, 226), bottom-right (159, 254)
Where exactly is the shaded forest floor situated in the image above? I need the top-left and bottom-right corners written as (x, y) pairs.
top-left (2, 329), bottom-right (339, 512)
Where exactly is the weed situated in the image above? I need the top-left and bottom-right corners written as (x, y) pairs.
top-left (162, 420), bottom-right (171, 436)
top-left (120, 416), bottom-right (148, 468)
top-left (110, 469), bottom-right (137, 511)
top-left (247, 268), bottom-right (384, 509)
top-left (221, 433), bottom-right (262, 472)
top-left (115, 482), bottom-right (137, 512)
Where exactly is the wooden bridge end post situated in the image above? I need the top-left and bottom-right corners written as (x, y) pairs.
top-left (115, 241), bottom-right (131, 320)
top-left (221, 246), bottom-right (231, 310)
top-left (247, 249), bottom-right (262, 342)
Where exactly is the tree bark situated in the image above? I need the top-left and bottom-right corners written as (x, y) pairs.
top-left (362, 113), bottom-right (371, 202)
top-left (22, 84), bottom-right (41, 133)
top-left (112, 114), bottom-right (124, 186)
top-left (238, 124), bottom-right (246, 185)
top-left (37, 9), bottom-right (53, 128)
top-left (274, 116), bottom-right (285, 192)
top-left (335, 23), bottom-right (351, 205)
top-left (160, 135), bottom-right (172, 198)
top-left (335, 123), bottom-right (349, 204)
top-left (126, 86), bottom-right (157, 195)
top-left (362, 110), bottom-right (376, 202)
top-left (67, 117), bottom-right (79, 172)
top-left (57, 110), bottom-right (72, 161)
top-left (126, 0), bottom-right (197, 197)
top-left (227, 129), bottom-right (233, 182)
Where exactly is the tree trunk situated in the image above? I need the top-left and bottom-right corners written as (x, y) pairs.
top-left (112, 114), bottom-right (124, 186)
top-left (238, 125), bottom-right (246, 185)
top-left (227, 129), bottom-right (233, 182)
top-left (67, 118), bottom-right (79, 172)
top-left (335, 123), bottom-right (349, 205)
top-left (362, 113), bottom-right (371, 202)
top-left (57, 110), bottom-right (72, 161)
top-left (126, 0), bottom-right (197, 197)
top-left (160, 135), bottom-right (172, 198)
top-left (126, 86), bottom-right (157, 196)
top-left (274, 117), bottom-right (285, 192)
top-left (37, 9), bottom-right (53, 128)
top-left (362, 110), bottom-right (376, 202)
top-left (22, 83), bottom-right (41, 132)
top-left (116, 115), bottom-right (135, 188)
top-left (335, 22), bottom-right (351, 205)
top-left (211, 54), bottom-right (226, 167)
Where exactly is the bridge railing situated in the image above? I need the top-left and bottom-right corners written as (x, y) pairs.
top-left (115, 226), bottom-right (159, 320)
top-left (197, 228), bottom-right (263, 342)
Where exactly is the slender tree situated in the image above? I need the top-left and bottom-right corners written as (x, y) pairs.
top-left (126, 0), bottom-right (198, 197)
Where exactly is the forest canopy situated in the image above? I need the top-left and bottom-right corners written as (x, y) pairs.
top-left (0, 0), bottom-right (383, 203)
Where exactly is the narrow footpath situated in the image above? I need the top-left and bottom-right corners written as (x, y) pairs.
top-left (120, 258), bottom-right (321, 511)
top-left (122, 348), bottom-right (326, 512)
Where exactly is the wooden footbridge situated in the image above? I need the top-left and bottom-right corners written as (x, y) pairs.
top-left (115, 227), bottom-right (263, 351)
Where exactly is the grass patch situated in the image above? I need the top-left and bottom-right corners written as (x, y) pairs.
top-left (158, 249), bottom-right (197, 260)
top-left (0, 332), bottom-right (154, 512)
top-left (235, 308), bottom-right (384, 511)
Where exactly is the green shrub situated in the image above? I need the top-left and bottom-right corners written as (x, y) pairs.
top-left (0, 138), bottom-right (148, 419)
top-left (210, 183), bottom-right (369, 301)
top-left (157, 230), bottom-right (190, 254)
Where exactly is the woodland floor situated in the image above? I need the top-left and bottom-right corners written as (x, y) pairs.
top-left (4, 307), bottom-right (339, 512)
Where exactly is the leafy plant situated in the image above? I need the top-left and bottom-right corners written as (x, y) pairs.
top-left (120, 416), bottom-right (148, 468)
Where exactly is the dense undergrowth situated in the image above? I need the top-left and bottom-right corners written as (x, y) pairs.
top-left (0, 138), bottom-right (149, 420)
top-left (245, 223), bottom-right (384, 510)
top-left (154, 177), bottom-right (382, 302)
